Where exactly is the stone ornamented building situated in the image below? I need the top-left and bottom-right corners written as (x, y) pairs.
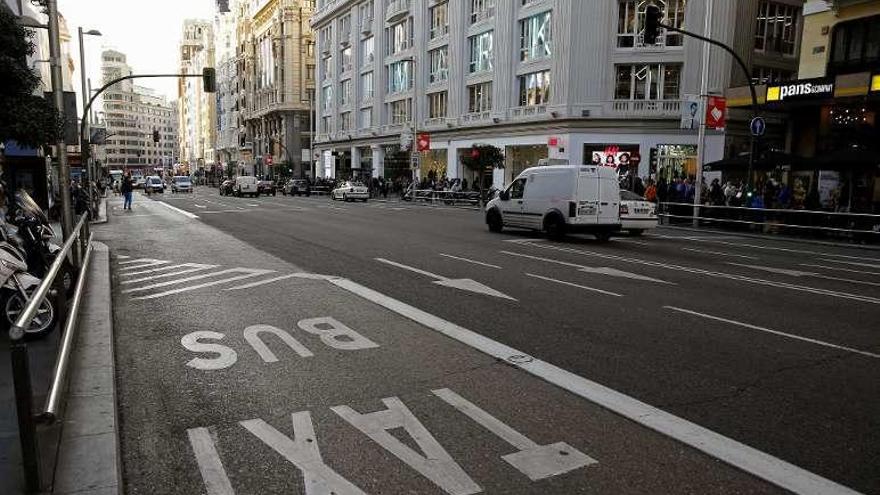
top-left (178, 19), bottom-right (216, 175)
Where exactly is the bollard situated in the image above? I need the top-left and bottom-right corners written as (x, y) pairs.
top-left (9, 336), bottom-right (41, 492)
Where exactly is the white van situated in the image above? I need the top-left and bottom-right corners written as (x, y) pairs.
top-left (485, 165), bottom-right (621, 241)
top-left (234, 176), bottom-right (258, 197)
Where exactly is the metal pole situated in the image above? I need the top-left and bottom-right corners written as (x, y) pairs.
top-left (411, 57), bottom-right (417, 197)
top-left (78, 27), bottom-right (94, 215)
top-left (49, 0), bottom-right (73, 242)
top-left (693, 0), bottom-right (713, 227)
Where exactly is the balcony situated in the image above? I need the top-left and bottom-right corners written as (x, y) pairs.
top-left (380, 123), bottom-right (405, 134)
top-left (422, 117), bottom-right (446, 128)
top-left (386, 0), bottom-right (410, 23)
top-left (460, 111), bottom-right (492, 124)
top-left (509, 105), bottom-right (548, 119)
top-left (605, 99), bottom-right (681, 118)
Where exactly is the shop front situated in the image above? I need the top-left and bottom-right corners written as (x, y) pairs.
top-left (504, 145), bottom-right (548, 184)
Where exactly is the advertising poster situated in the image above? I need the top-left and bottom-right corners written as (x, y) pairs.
top-left (817, 170), bottom-right (840, 209)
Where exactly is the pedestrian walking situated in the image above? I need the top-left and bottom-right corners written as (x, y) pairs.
top-left (122, 173), bottom-right (133, 210)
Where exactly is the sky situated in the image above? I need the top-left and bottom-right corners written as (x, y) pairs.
top-left (58, 0), bottom-right (216, 108)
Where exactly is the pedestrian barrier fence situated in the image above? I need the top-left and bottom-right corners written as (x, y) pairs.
top-left (404, 189), bottom-right (483, 206)
top-left (658, 202), bottom-right (880, 242)
top-left (8, 213), bottom-right (92, 492)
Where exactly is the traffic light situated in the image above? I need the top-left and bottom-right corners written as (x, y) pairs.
top-left (202, 67), bottom-right (216, 93)
top-left (644, 5), bottom-right (662, 45)
top-left (152, 129), bottom-right (160, 143)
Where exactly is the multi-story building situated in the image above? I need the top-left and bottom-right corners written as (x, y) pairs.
top-left (310, 0), bottom-right (759, 186)
top-left (215, 1), bottom-right (241, 174)
top-left (99, 50), bottom-right (177, 173)
top-left (178, 19), bottom-right (216, 174)
top-left (238, 0), bottom-right (316, 178)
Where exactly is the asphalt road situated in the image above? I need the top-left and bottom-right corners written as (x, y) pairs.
top-left (99, 187), bottom-right (879, 494)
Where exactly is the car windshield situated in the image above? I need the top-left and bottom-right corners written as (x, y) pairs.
top-left (620, 190), bottom-right (645, 201)
top-left (174, 177), bottom-right (190, 183)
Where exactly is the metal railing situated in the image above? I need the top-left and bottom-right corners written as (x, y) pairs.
top-left (403, 189), bottom-right (483, 206)
top-left (658, 202), bottom-right (880, 242)
top-left (8, 212), bottom-right (92, 492)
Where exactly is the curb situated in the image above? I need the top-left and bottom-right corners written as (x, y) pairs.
top-left (662, 225), bottom-right (880, 252)
top-left (52, 242), bottom-right (121, 495)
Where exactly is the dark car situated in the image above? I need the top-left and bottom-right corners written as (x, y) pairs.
top-left (219, 179), bottom-right (234, 196)
top-left (257, 180), bottom-right (277, 196)
top-left (282, 179), bottom-right (310, 196)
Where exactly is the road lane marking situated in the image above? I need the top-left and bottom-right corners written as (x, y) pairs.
top-left (433, 388), bottom-right (597, 481)
top-left (729, 263), bottom-right (880, 288)
top-left (240, 412), bottom-right (367, 495)
top-left (120, 266), bottom-right (219, 285)
top-left (119, 263), bottom-right (215, 278)
top-left (680, 237), bottom-right (880, 262)
top-left (525, 273), bottom-right (622, 297)
top-left (614, 238), bottom-right (649, 246)
top-left (118, 260), bottom-right (170, 272)
top-left (118, 257), bottom-right (164, 265)
top-left (186, 427), bottom-right (235, 495)
top-left (156, 200), bottom-right (199, 219)
top-left (376, 258), bottom-right (516, 300)
top-left (800, 263), bottom-right (880, 276)
top-left (438, 253), bottom-right (502, 269)
top-left (122, 268), bottom-right (273, 293)
top-left (501, 251), bottom-right (673, 284)
top-left (817, 258), bottom-right (880, 269)
top-left (682, 247), bottom-right (758, 260)
top-left (195, 204), bottom-right (207, 208)
top-left (664, 306), bottom-right (880, 360)
top-left (222, 274), bottom-right (301, 290)
top-left (132, 271), bottom-right (274, 300)
top-left (332, 397), bottom-right (482, 495)
top-left (508, 242), bottom-right (880, 305)
top-left (328, 277), bottom-right (862, 495)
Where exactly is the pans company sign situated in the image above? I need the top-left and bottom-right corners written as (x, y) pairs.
top-left (766, 78), bottom-right (834, 102)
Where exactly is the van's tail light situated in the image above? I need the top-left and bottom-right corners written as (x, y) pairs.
top-left (619, 204), bottom-right (629, 215)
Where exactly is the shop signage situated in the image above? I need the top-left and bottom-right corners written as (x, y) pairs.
top-left (871, 74), bottom-right (880, 93)
top-left (417, 133), bottom-right (431, 152)
top-left (705, 96), bottom-right (726, 130)
top-left (766, 77), bottom-right (835, 102)
top-left (264, 154), bottom-right (273, 166)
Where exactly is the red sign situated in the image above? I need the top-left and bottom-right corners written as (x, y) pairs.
top-left (264, 154), bottom-right (273, 166)
top-left (705, 96), bottom-right (727, 130)
top-left (548, 136), bottom-right (559, 147)
top-left (417, 133), bottom-right (431, 152)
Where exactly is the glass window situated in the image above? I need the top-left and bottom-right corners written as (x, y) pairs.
top-left (754, 1), bottom-right (800, 55)
top-left (361, 36), bottom-right (375, 66)
top-left (321, 56), bottom-right (332, 80)
top-left (617, 0), bottom-right (686, 48)
top-left (430, 2), bottom-right (449, 39)
top-left (520, 11), bottom-right (552, 61)
top-left (386, 18), bottom-right (413, 55)
top-left (508, 178), bottom-right (526, 199)
top-left (340, 15), bottom-right (351, 38)
top-left (428, 91), bottom-right (448, 118)
top-left (518, 70), bottom-right (551, 106)
top-left (359, 1), bottom-right (373, 23)
top-left (339, 79), bottom-right (352, 105)
top-left (470, 0), bottom-right (495, 24)
top-left (361, 71), bottom-right (374, 100)
top-left (429, 46), bottom-right (449, 83)
top-left (321, 85), bottom-right (334, 111)
top-left (341, 46), bottom-right (352, 72)
top-left (387, 60), bottom-right (413, 94)
top-left (614, 63), bottom-right (681, 100)
top-left (340, 111), bottom-right (352, 131)
top-left (388, 98), bottom-right (412, 124)
top-left (359, 107), bottom-right (373, 128)
top-left (467, 82), bottom-right (493, 112)
top-left (468, 31), bottom-right (494, 73)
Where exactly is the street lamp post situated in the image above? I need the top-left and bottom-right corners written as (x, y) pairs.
top-left (78, 27), bottom-right (102, 199)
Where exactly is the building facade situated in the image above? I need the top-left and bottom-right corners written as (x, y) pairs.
top-left (178, 19), bottom-right (216, 174)
top-left (98, 50), bottom-right (177, 173)
top-left (310, 0), bottom-right (752, 187)
top-left (238, 0), bottom-right (316, 178)
top-left (215, 1), bottom-right (241, 174)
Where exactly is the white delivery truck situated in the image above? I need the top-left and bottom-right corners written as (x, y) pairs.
top-left (485, 165), bottom-right (621, 241)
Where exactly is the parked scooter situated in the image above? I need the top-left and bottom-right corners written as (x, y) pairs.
top-left (0, 231), bottom-right (55, 338)
top-left (9, 190), bottom-right (75, 296)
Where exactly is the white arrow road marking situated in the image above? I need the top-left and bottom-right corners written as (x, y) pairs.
top-left (665, 306), bottom-right (880, 360)
top-left (729, 263), bottom-right (880, 287)
top-left (501, 251), bottom-right (672, 285)
top-left (438, 253), bottom-right (502, 269)
top-left (187, 427), bottom-right (235, 495)
top-left (526, 273), bottom-right (622, 297)
top-left (132, 270), bottom-right (274, 300)
top-left (376, 258), bottom-right (516, 300)
top-left (122, 268), bottom-right (274, 294)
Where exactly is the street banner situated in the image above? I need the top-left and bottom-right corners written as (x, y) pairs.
top-left (417, 133), bottom-right (430, 152)
top-left (705, 96), bottom-right (727, 130)
top-left (681, 94), bottom-right (700, 129)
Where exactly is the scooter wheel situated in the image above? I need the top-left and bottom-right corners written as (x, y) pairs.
top-left (5, 290), bottom-right (55, 339)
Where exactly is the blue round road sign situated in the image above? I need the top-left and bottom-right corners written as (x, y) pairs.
top-left (749, 117), bottom-right (766, 137)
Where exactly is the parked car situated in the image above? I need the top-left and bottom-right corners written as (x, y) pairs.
top-left (144, 176), bottom-right (165, 194)
top-left (331, 181), bottom-right (369, 202)
top-left (619, 190), bottom-right (657, 236)
top-left (257, 180), bottom-right (277, 196)
top-left (234, 176), bottom-right (258, 197)
top-left (219, 179), bottom-right (234, 196)
top-left (485, 165), bottom-right (621, 241)
top-left (171, 176), bottom-right (192, 193)
top-left (134, 177), bottom-right (146, 189)
top-left (282, 179), bottom-right (309, 196)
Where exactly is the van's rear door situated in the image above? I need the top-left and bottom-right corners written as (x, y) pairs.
top-left (576, 167), bottom-right (600, 224)
top-left (598, 171), bottom-right (621, 225)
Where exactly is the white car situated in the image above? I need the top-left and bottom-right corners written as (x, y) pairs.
top-left (145, 176), bottom-right (165, 193)
top-left (485, 165), bottom-right (621, 241)
top-left (332, 181), bottom-right (369, 202)
top-left (619, 190), bottom-right (658, 236)
top-left (171, 176), bottom-right (192, 193)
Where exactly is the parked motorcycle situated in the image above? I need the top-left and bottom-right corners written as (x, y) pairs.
top-left (10, 190), bottom-right (76, 296)
top-left (0, 234), bottom-right (55, 338)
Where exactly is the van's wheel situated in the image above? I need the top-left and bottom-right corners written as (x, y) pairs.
top-left (487, 210), bottom-right (503, 233)
top-left (544, 215), bottom-right (566, 240)
top-left (594, 231), bottom-right (612, 243)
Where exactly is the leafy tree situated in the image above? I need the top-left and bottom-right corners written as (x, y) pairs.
top-left (0, 6), bottom-right (62, 149)
top-left (460, 144), bottom-right (505, 205)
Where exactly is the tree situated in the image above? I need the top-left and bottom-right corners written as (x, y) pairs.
top-left (0, 6), bottom-right (62, 149)
top-left (460, 144), bottom-right (505, 206)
